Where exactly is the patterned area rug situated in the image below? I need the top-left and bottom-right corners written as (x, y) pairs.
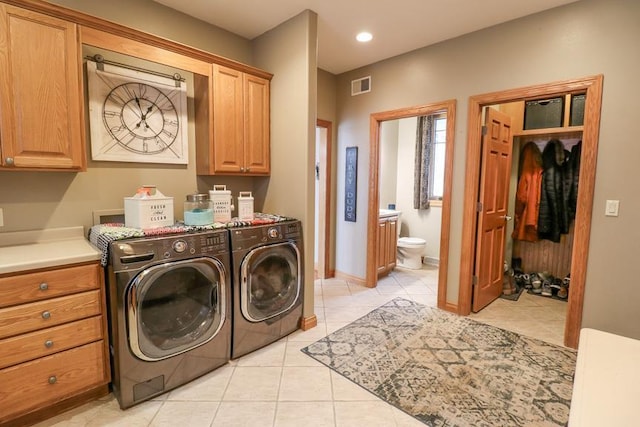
top-left (302, 298), bottom-right (576, 427)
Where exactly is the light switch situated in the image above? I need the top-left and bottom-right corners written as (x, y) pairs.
top-left (605, 200), bottom-right (620, 217)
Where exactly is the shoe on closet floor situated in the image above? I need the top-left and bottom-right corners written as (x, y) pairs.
top-left (558, 283), bottom-right (569, 299)
top-left (541, 279), bottom-right (553, 297)
top-left (530, 273), bottom-right (542, 294)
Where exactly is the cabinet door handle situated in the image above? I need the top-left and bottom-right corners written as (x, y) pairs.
top-left (5, 157), bottom-right (14, 166)
top-left (48, 376), bottom-right (57, 385)
top-left (45, 340), bottom-right (54, 348)
top-left (39, 282), bottom-right (49, 291)
top-left (245, 167), bottom-right (250, 172)
top-left (41, 311), bottom-right (51, 320)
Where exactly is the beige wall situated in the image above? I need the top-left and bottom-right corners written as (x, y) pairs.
top-left (333, 0), bottom-right (640, 339)
top-left (253, 10), bottom-right (318, 317)
top-left (317, 69), bottom-right (338, 273)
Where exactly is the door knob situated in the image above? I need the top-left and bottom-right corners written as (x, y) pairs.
top-left (500, 215), bottom-right (513, 221)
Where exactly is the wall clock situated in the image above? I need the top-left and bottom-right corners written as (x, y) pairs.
top-left (87, 60), bottom-right (188, 164)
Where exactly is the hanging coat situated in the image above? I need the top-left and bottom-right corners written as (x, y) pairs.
top-left (512, 142), bottom-right (543, 242)
top-left (567, 140), bottom-right (582, 220)
top-left (538, 139), bottom-right (571, 242)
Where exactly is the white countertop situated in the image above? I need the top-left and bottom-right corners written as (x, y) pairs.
top-left (0, 227), bottom-right (102, 275)
top-left (569, 328), bottom-right (640, 426)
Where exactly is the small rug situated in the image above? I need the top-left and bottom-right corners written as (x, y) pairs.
top-left (500, 285), bottom-right (525, 301)
top-left (302, 298), bottom-right (576, 427)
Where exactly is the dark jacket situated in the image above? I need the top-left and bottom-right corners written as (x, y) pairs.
top-left (568, 141), bottom-right (582, 220)
top-left (538, 139), bottom-right (571, 242)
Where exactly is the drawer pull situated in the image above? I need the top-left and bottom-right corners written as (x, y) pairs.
top-left (48, 376), bottom-right (57, 385)
top-left (39, 282), bottom-right (49, 291)
top-left (45, 340), bottom-right (54, 348)
top-left (41, 311), bottom-right (51, 320)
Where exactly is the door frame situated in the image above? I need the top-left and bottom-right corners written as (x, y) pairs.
top-left (458, 75), bottom-right (604, 348)
top-left (366, 100), bottom-right (457, 313)
top-left (316, 119), bottom-right (333, 278)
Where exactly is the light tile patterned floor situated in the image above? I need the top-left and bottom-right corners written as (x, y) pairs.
top-left (35, 265), bottom-right (566, 426)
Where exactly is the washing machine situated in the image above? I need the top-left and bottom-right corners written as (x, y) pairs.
top-left (230, 220), bottom-right (304, 359)
top-left (106, 229), bottom-right (231, 409)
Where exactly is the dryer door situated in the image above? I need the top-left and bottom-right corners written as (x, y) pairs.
top-left (241, 242), bottom-right (301, 322)
top-left (126, 257), bottom-right (227, 361)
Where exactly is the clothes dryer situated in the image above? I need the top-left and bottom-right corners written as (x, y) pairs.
top-left (229, 220), bottom-right (304, 359)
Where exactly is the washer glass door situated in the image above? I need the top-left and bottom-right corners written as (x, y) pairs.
top-left (241, 242), bottom-right (301, 322)
top-left (127, 257), bottom-right (226, 361)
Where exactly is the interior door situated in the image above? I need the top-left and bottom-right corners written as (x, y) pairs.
top-left (472, 108), bottom-right (513, 312)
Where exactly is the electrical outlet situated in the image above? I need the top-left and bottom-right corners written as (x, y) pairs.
top-left (0, 208), bottom-right (3, 227)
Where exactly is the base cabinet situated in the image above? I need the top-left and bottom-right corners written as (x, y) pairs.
top-left (377, 216), bottom-right (398, 277)
top-left (0, 262), bottom-right (110, 426)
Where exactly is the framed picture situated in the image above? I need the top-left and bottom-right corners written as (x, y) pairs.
top-left (86, 60), bottom-right (188, 164)
top-left (344, 146), bottom-right (358, 222)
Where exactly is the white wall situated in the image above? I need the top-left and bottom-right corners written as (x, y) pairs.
top-left (379, 120), bottom-right (399, 209)
top-left (395, 117), bottom-right (442, 262)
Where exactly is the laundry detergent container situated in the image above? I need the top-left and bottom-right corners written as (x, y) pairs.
top-left (397, 237), bottom-right (426, 269)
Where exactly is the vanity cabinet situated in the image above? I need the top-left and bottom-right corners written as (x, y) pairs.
top-left (0, 262), bottom-right (109, 426)
top-left (377, 216), bottom-right (398, 277)
top-left (0, 4), bottom-right (86, 171)
top-left (196, 64), bottom-right (271, 175)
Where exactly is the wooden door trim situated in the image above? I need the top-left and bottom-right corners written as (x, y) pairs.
top-left (458, 75), bottom-right (603, 348)
top-left (366, 100), bottom-right (456, 314)
top-left (316, 119), bottom-right (333, 278)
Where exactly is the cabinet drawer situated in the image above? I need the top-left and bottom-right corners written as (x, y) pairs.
top-left (0, 290), bottom-right (101, 339)
top-left (0, 316), bottom-right (103, 369)
top-left (0, 341), bottom-right (106, 423)
top-left (0, 263), bottom-right (100, 308)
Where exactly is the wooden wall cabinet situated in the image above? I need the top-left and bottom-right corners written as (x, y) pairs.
top-left (0, 262), bottom-right (110, 426)
top-left (377, 216), bottom-right (398, 277)
top-left (0, 4), bottom-right (86, 171)
top-left (196, 64), bottom-right (271, 176)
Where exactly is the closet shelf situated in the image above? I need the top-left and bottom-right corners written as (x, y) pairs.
top-left (514, 126), bottom-right (583, 137)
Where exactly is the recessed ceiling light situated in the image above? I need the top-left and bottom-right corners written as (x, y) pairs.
top-left (356, 32), bottom-right (373, 43)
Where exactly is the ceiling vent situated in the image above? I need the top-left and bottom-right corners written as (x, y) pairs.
top-left (351, 76), bottom-right (371, 96)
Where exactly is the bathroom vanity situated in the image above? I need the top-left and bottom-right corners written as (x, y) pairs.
top-left (377, 209), bottom-right (400, 277)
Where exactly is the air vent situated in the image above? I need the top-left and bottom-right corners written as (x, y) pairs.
top-left (351, 76), bottom-right (371, 96)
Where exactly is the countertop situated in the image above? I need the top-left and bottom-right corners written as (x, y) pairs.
top-left (568, 328), bottom-right (640, 426)
top-left (0, 227), bottom-right (102, 275)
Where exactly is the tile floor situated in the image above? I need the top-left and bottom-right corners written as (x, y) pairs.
top-left (35, 265), bottom-right (567, 427)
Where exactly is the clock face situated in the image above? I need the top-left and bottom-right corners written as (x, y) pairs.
top-left (103, 83), bottom-right (180, 155)
top-left (86, 60), bottom-right (188, 165)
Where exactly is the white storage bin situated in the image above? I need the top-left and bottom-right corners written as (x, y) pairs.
top-left (209, 185), bottom-right (234, 223)
top-left (237, 191), bottom-right (254, 220)
top-left (124, 186), bottom-right (174, 229)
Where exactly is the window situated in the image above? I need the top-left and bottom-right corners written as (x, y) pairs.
top-left (429, 115), bottom-right (447, 200)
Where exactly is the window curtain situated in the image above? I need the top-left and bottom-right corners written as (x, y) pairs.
top-left (413, 115), bottom-right (433, 209)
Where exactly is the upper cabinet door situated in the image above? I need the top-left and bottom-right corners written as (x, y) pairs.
top-left (243, 73), bottom-right (270, 174)
top-left (212, 64), bottom-right (244, 173)
top-left (0, 4), bottom-right (85, 171)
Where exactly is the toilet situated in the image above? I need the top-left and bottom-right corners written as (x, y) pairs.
top-left (397, 236), bottom-right (427, 269)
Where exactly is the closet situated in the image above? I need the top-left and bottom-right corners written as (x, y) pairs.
top-left (498, 93), bottom-right (585, 299)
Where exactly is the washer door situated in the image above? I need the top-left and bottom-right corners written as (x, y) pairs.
top-left (127, 257), bottom-right (226, 361)
top-left (241, 242), bottom-right (301, 322)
